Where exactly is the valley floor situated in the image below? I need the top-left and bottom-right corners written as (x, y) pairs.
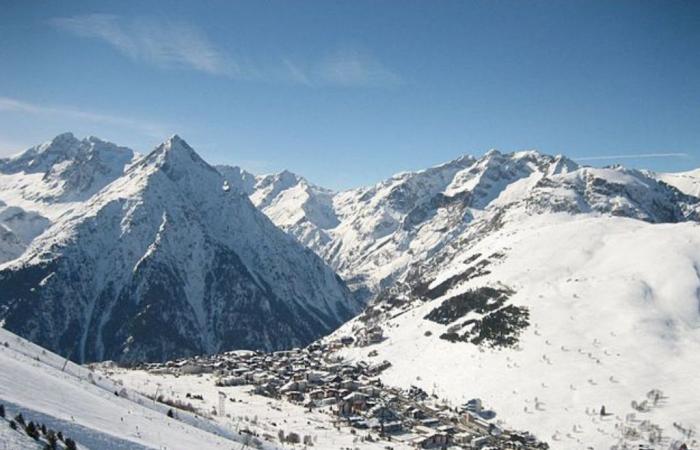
top-left (103, 369), bottom-right (415, 450)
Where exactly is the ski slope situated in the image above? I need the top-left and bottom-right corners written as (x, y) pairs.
top-left (0, 327), bottom-right (280, 449)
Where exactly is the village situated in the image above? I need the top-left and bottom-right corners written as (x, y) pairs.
top-left (122, 330), bottom-right (550, 450)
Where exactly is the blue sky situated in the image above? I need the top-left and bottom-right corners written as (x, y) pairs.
top-left (1, 1), bottom-right (699, 189)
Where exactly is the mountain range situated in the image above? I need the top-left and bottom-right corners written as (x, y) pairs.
top-left (0, 133), bottom-right (359, 363)
top-left (2, 132), bottom-right (700, 448)
top-left (219, 148), bottom-right (699, 297)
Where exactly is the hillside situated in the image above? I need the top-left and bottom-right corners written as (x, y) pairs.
top-left (328, 212), bottom-right (700, 450)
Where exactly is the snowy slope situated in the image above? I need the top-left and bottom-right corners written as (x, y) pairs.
top-left (655, 168), bottom-right (700, 198)
top-left (0, 200), bottom-right (51, 264)
top-left (217, 167), bottom-right (338, 250)
top-left (330, 212), bottom-right (700, 450)
top-left (0, 135), bottom-right (359, 363)
top-left (0, 327), bottom-right (280, 450)
top-left (214, 164), bottom-right (257, 195)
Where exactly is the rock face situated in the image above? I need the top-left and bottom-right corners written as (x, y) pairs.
top-left (0, 135), bottom-right (360, 363)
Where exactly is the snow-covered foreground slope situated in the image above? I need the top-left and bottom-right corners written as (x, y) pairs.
top-left (0, 327), bottom-right (280, 450)
top-left (330, 213), bottom-right (700, 450)
top-left (0, 135), bottom-right (359, 363)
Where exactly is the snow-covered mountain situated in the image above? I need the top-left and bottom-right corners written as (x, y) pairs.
top-left (2, 133), bottom-right (700, 448)
top-left (235, 150), bottom-right (699, 300)
top-left (0, 135), bottom-right (359, 363)
top-left (0, 133), bottom-right (138, 264)
top-left (0, 132), bottom-right (137, 207)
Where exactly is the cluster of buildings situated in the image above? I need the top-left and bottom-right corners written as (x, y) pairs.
top-left (137, 339), bottom-right (548, 449)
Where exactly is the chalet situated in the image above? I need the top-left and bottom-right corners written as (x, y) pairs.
top-left (347, 416), bottom-right (369, 429)
top-left (306, 370), bottom-right (328, 383)
top-left (283, 391), bottom-right (304, 403)
top-left (420, 417), bottom-right (441, 428)
top-left (359, 384), bottom-right (381, 396)
top-left (324, 388), bottom-right (341, 399)
top-left (470, 435), bottom-right (492, 449)
top-left (337, 392), bottom-right (369, 415)
top-left (370, 419), bottom-right (403, 433)
top-left (317, 397), bottom-right (337, 407)
top-left (410, 430), bottom-right (449, 449)
top-left (341, 379), bottom-right (358, 390)
top-left (464, 398), bottom-right (483, 413)
top-left (407, 407), bottom-right (426, 420)
top-left (308, 389), bottom-right (325, 400)
top-left (216, 375), bottom-right (246, 387)
top-left (437, 425), bottom-right (455, 434)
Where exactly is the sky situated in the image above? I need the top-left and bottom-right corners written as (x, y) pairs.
top-left (1, 0), bottom-right (699, 189)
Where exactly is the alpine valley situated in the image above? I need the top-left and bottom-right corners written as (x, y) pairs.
top-left (1, 133), bottom-right (699, 450)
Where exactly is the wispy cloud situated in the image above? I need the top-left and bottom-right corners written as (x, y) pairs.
top-left (0, 96), bottom-right (167, 138)
top-left (313, 49), bottom-right (402, 87)
top-left (575, 153), bottom-right (689, 161)
top-left (49, 14), bottom-right (402, 87)
top-left (50, 14), bottom-right (235, 76)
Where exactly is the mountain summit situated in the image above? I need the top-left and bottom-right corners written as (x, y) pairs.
top-left (0, 134), bottom-right (360, 363)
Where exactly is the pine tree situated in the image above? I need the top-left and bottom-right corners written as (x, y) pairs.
top-left (25, 421), bottom-right (40, 440)
top-left (167, 408), bottom-right (175, 418)
top-left (46, 430), bottom-right (58, 450)
top-left (0, 404), bottom-right (4, 417)
top-left (9, 420), bottom-right (17, 430)
top-left (65, 438), bottom-right (77, 450)
top-left (14, 413), bottom-right (25, 426)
